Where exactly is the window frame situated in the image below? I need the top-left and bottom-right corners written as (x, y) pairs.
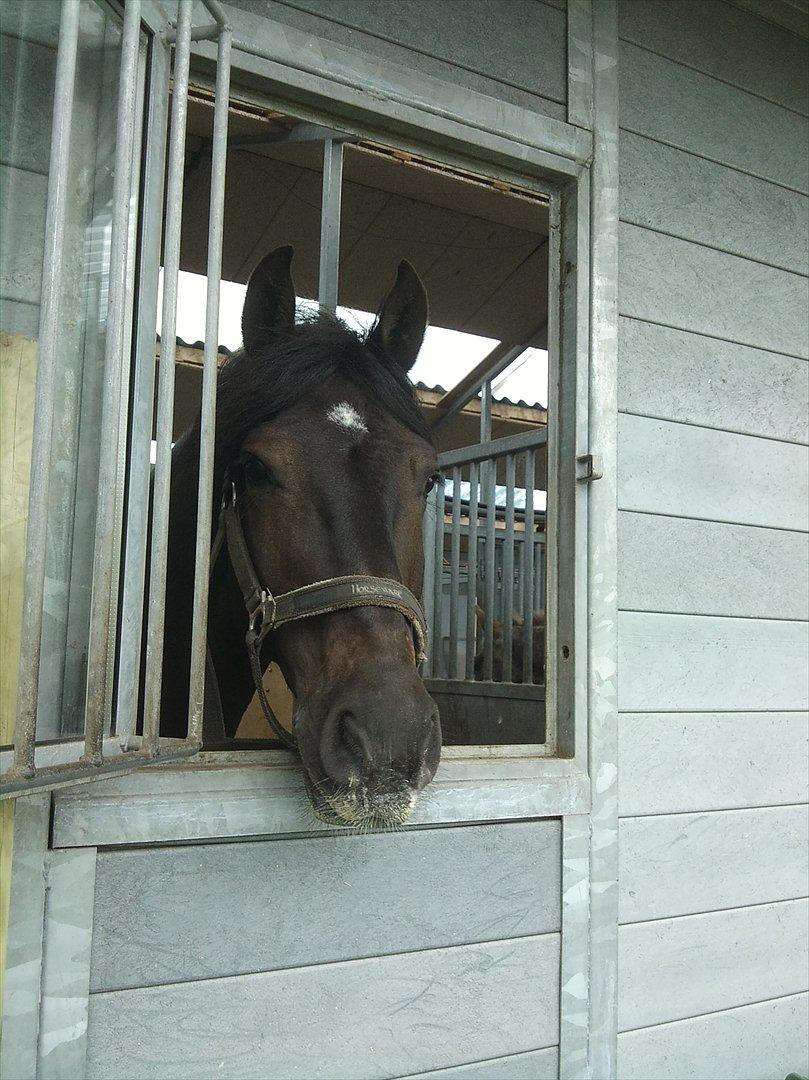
top-left (155, 5), bottom-right (596, 826)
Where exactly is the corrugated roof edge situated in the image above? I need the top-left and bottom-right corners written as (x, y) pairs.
top-left (160, 334), bottom-right (545, 410)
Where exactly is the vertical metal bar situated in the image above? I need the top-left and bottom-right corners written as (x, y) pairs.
top-left (482, 453), bottom-right (496, 680)
top-left (11, 0), bottom-right (81, 776)
top-left (429, 481), bottom-right (445, 677)
top-left (142, 0), bottom-right (194, 752)
top-left (447, 466), bottom-right (462, 678)
top-left (480, 379), bottom-right (492, 442)
top-left (318, 137), bottom-right (343, 312)
top-left (501, 453), bottom-right (516, 682)
top-left (421, 495), bottom-right (437, 678)
top-left (116, 35), bottom-right (171, 749)
top-left (83, 0), bottom-right (143, 763)
top-left (464, 462), bottom-right (479, 680)
top-left (186, 29), bottom-right (232, 744)
top-left (521, 450), bottom-right (535, 683)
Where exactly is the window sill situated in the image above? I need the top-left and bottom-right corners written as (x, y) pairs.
top-left (50, 750), bottom-right (590, 848)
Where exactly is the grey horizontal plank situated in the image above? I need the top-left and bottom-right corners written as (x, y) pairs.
top-left (618, 712), bottom-right (809, 816)
top-left (0, 165), bottom-right (47, 306)
top-left (617, 612), bottom-right (809, 712)
top-left (620, 40), bottom-right (809, 192)
top-left (618, 317), bottom-right (809, 444)
top-left (227, 0), bottom-right (567, 116)
top-left (402, 1045), bottom-right (558, 1079)
top-left (0, 34), bottom-right (55, 175)
top-left (86, 934), bottom-right (561, 1080)
top-left (618, 992), bottom-right (809, 1080)
top-left (618, 414), bottom-right (809, 531)
top-left (619, 132), bottom-right (809, 275)
top-left (51, 756), bottom-right (588, 847)
top-left (90, 819), bottom-right (561, 992)
top-left (619, 805), bottom-right (809, 923)
top-left (0, 298), bottom-right (38, 337)
top-left (618, 898), bottom-right (809, 1030)
top-left (617, 512), bottom-right (809, 620)
top-left (619, 223), bottom-right (809, 358)
top-left (618, 0), bottom-right (809, 115)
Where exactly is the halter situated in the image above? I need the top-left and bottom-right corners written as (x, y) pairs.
top-left (205, 481), bottom-right (429, 750)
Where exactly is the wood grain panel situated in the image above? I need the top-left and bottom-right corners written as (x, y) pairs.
top-left (403, 1046), bottom-right (558, 1078)
top-left (619, 132), bottom-right (809, 274)
top-left (86, 935), bottom-right (561, 1079)
top-left (90, 820), bottom-right (561, 992)
top-left (619, 805), bottom-right (809, 923)
top-left (618, 899), bottom-right (809, 1030)
top-left (618, 317), bottom-right (809, 443)
top-left (618, 0), bottom-right (809, 115)
top-left (618, 414), bottom-right (809, 531)
top-left (618, 712), bottom-right (809, 816)
top-left (617, 512), bottom-right (809, 620)
top-left (617, 612), bottom-right (809, 713)
top-left (620, 41), bottom-right (809, 192)
top-left (619, 223), bottom-right (809, 358)
top-left (225, 0), bottom-right (567, 114)
top-left (618, 992), bottom-right (809, 1080)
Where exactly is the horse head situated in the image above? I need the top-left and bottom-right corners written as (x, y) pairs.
top-left (164, 247), bottom-right (441, 827)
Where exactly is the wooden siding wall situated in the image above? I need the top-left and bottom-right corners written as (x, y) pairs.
top-left (226, 0), bottom-right (567, 121)
top-left (0, 27), bottom-right (54, 336)
top-left (83, 821), bottom-right (563, 1079)
top-left (615, 3), bottom-right (809, 1078)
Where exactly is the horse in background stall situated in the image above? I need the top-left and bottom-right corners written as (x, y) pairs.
top-left (474, 606), bottom-right (546, 684)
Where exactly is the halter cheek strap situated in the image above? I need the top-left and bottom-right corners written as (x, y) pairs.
top-left (206, 482), bottom-right (429, 750)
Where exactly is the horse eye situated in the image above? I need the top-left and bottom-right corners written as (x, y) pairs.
top-left (242, 454), bottom-right (274, 488)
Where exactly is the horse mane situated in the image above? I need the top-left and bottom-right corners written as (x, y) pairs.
top-left (215, 309), bottom-right (429, 466)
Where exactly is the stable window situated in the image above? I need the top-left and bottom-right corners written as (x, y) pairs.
top-left (2, 0), bottom-right (587, 809)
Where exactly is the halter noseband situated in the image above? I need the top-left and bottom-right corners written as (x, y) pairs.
top-left (206, 481), bottom-right (429, 750)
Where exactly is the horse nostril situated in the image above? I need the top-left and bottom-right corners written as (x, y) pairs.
top-left (338, 712), bottom-right (373, 768)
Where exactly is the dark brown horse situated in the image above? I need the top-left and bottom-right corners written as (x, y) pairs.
top-left (159, 247), bottom-right (441, 826)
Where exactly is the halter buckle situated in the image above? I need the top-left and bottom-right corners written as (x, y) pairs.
top-left (248, 589), bottom-right (276, 637)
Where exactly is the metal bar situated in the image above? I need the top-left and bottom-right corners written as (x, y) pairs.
top-left (430, 481), bottom-right (445, 677)
top-left (165, 22), bottom-right (220, 43)
top-left (482, 456), bottom-right (496, 680)
top-left (318, 137), bottom-right (343, 311)
top-left (187, 28), bottom-right (232, 745)
top-left (587, 2), bottom-right (620, 1073)
top-left (501, 453), bottom-right (516, 682)
top-left (438, 427), bottom-right (547, 470)
top-left (447, 467), bottom-right (462, 679)
top-left (464, 462), bottom-right (480, 680)
top-left (420, 494), bottom-right (437, 678)
top-left (142, 0), bottom-right (194, 752)
top-left (521, 450), bottom-right (535, 683)
top-left (116, 35), bottom-right (171, 750)
top-left (430, 342), bottom-right (526, 432)
top-left (1, 742), bottom-right (200, 800)
top-left (480, 380), bottom-right (492, 442)
top-left (199, 0), bottom-right (231, 27)
top-left (83, 0), bottom-right (143, 764)
top-left (10, 0), bottom-right (80, 777)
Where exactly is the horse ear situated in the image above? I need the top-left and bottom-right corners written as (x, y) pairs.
top-left (242, 246), bottom-right (296, 354)
top-left (367, 260), bottom-right (428, 371)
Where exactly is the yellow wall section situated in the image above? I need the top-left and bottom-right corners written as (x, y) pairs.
top-left (0, 332), bottom-right (37, 1022)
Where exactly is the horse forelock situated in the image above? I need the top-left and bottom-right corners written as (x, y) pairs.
top-left (210, 312), bottom-right (430, 475)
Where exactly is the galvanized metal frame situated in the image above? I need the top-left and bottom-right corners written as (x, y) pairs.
top-left (2, 1), bottom-right (619, 1076)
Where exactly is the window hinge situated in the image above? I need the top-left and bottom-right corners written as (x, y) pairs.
top-left (576, 453), bottom-right (603, 482)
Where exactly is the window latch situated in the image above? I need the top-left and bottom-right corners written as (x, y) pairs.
top-left (576, 453), bottom-right (603, 482)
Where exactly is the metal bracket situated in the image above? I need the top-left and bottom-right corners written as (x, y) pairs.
top-left (576, 453), bottom-right (603, 482)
